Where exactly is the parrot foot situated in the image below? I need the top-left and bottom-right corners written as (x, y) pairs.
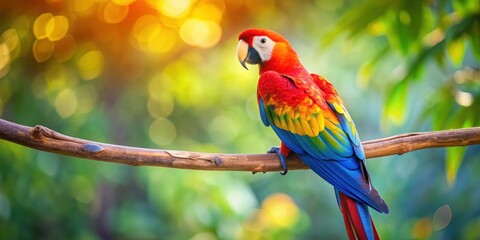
top-left (267, 147), bottom-right (288, 175)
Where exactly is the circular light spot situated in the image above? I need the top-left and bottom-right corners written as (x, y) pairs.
top-left (412, 218), bottom-right (433, 238)
top-left (208, 115), bottom-right (239, 145)
top-left (1, 29), bottom-right (20, 54)
top-left (132, 15), bottom-right (159, 41)
top-left (55, 88), bottom-right (78, 118)
top-left (156, 0), bottom-right (191, 18)
top-left (149, 118), bottom-right (177, 146)
top-left (433, 205), bottom-right (452, 231)
top-left (0, 44), bottom-right (10, 79)
top-left (33, 38), bottom-right (54, 63)
top-left (77, 50), bottom-right (104, 80)
top-left (192, 3), bottom-right (224, 22)
top-left (33, 13), bottom-right (54, 39)
top-left (112, 0), bottom-right (135, 6)
top-left (102, 2), bottom-right (129, 24)
top-left (261, 193), bottom-right (299, 228)
top-left (179, 19), bottom-right (222, 48)
top-left (131, 15), bottom-right (176, 54)
top-left (147, 94), bottom-right (174, 118)
top-left (76, 84), bottom-right (98, 114)
top-left (46, 15), bottom-right (69, 41)
top-left (455, 90), bottom-right (473, 107)
top-left (148, 28), bottom-right (176, 53)
top-left (72, 0), bottom-right (96, 13)
top-left (12, 15), bottom-right (30, 39)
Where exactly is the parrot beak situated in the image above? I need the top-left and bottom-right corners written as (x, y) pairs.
top-left (237, 40), bottom-right (261, 70)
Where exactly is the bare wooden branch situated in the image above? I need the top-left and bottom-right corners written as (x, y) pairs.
top-left (0, 118), bottom-right (479, 172)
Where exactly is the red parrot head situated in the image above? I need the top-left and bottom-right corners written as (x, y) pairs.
top-left (237, 28), bottom-right (299, 72)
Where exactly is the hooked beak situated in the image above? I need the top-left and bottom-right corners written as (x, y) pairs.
top-left (237, 40), bottom-right (261, 70)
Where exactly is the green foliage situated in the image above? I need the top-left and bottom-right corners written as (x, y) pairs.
top-left (0, 0), bottom-right (479, 239)
top-left (326, 0), bottom-right (480, 185)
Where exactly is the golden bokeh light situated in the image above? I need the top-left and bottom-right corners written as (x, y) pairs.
top-left (55, 88), bottom-right (78, 118)
top-left (179, 18), bottom-right (222, 48)
top-left (72, 0), bottom-right (96, 13)
top-left (12, 15), bottom-right (30, 39)
top-left (261, 193), bottom-right (300, 228)
top-left (147, 73), bottom-right (175, 117)
top-left (76, 50), bottom-right (104, 80)
top-left (0, 44), bottom-right (10, 79)
top-left (34, 13), bottom-right (69, 41)
top-left (208, 114), bottom-right (240, 145)
top-left (112, 0), bottom-right (136, 6)
top-left (246, 0), bottom-right (275, 13)
top-left (411, 218), bottom-right (433, 239)
top-left (132, 15), bottom-right (160, 42)
top-left (45, 15), bottom-right (69, 41)
top-left (33, 38), bottom-right (54, 63)
top-left (149, 28), bottom-right (176, 53)
top-left (101, 1), bottom-right (129, 24)
top-left (1, 29), bottom-right (20, 56)
top-left (151, 0), bottom-right (192, 18)
top-left (147, 94), bottom-right (174, 118)
top-left (455, 90), bottom-right (473, 107)
top-left (191, 2), bottom-right (225, 22)
top-left (131, 15), bottom-right (176, 53)
top-left (33, 13), bottom-right (54, 39)
top-left (75, 84), bottom-right (98, 114)
top-left (149, 117), bottom-right (177, 146)
top-left (43, 63), bottom-right (75, 95)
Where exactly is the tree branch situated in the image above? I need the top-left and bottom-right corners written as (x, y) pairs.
top-left (0, 118), bottom-right (479, 172)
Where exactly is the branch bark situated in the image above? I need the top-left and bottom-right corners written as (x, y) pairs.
top-left (0, 118), bottom-right (479, 172)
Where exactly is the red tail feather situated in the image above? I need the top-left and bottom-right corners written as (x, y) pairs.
top-left (339, 192), bottom-right (380, 240)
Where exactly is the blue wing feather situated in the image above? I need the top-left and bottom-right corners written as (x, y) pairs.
top-left (327, 102), bottom-right (365, 160)
top-left (259, 95), bottom-right (388, 214)
top-left (258, 98), bottom-right (270, 127)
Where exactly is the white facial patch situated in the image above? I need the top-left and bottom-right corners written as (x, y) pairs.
top-left (252, 36), bottom-right (275, 62)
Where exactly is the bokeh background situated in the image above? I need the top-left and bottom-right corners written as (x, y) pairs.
top-left (1, 0), bottom-right (479, 239)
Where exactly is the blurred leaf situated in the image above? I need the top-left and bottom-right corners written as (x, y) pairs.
top-left (447, 37), bottom-right (466, 67)
top-left (403, 41), bottom-right (444, 82)
top-left (406, 2), bottom-right (423, 40)
top-left (445, 13), bottom-right (479, 40)
top-left (382, 1), bottom-right (423, 56)
top-left (357, 61), bottom-right (374, 88)
top-left (323, 0), bottom-right (388, 45)
top-left (446, 146), bottom-right (465, 186)
top-left (356, 44), bottom-right (389, 88)
top-left (385, 80), bottom-right (408, 125)
top-left (469, 19), bottom-right (480, 60)
top-left (453, 0), bottom-right (480, 16)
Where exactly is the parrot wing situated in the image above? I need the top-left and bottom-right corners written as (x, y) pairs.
top-left (257, 71), bottom-right (388, 213)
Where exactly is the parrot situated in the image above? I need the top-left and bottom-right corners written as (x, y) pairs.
top-left (236, 28), bottom-right (389, 240)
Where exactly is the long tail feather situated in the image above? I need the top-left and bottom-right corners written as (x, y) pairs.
top-left (337, 190), bottom-right (379, 240)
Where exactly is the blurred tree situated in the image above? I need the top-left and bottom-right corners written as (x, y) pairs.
top-left (0, 0), bottom-right (479, 239)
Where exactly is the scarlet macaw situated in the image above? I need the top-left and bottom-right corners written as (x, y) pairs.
top-left (237, 29), bottom-right (389, 240)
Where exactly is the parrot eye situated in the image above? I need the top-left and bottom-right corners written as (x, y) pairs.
top-left (252, 36), bottom-right (274, 62)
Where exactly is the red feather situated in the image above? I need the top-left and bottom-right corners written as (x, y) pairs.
top-left (339, 192), bottom-right (380, 240)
